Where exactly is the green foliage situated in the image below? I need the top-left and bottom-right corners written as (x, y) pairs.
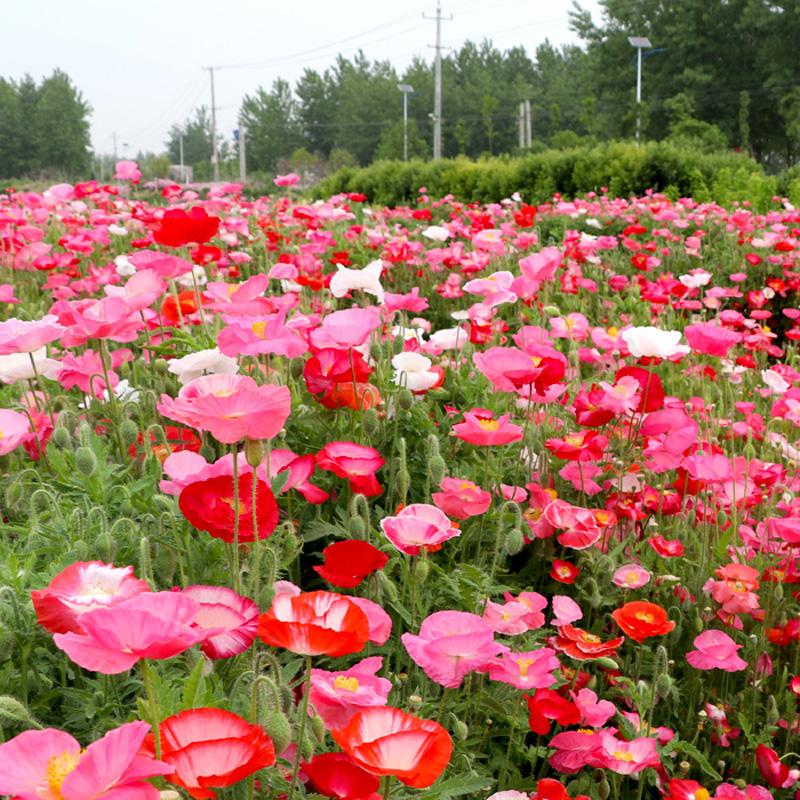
top-left (0, 70), bottom-right (91, 180)
top-left (316, 141), bottom-right (766, 207)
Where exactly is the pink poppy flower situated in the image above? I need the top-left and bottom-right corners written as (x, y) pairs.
top-left (53, 591), bottom-right (208, 674)
top-left (127, 249), bottom-right (195, 279)
top-left (218, 310), bottom-right (308, 358)
top-left (483, 591), bottom-right (546, 634)
top-left (275, 172), bottom-right (299, 186)
top-left (612, 564), bottom-right (651, 589)
top-left (52, 296), bottom-right (144, 347)
top-left (0, 721), bottom-right (172, 800)
top-left (309, 308), bottom-right (382, 349)
top-left (684, 322), bottom-right (741, 357)
top-left (308, 656), bottom-right (392, 729)
top-left (182, 585), bottom-right (259, 659)
top-left (267, 449), bottom-right (329, 504)
top-left (551, 595), bottom-right (583, 627)
top-left (402, 610), bottom-right (506, 688)
top-left (105, 269), bottom-right (166, 312)
top-left (452, 409), bottom-right (524, 446)
top-left (380, 503), bottom-right (460, 555)
top-left (31, 560), bottom-right (150, 635)
top-left (316, 441), bottom-right (385, 496)
top-left (571, 688), bottom-right (616, 727)
top-left (348, 596), bottom-right (393, 646)
top-left (0, 315), bottom-right (64, 355)
top-left (158, 373), bottom-right (291, 444)
top-left (548, 728), bottom-right (604, 773)
top-left (431, 477), bottom-right (492, 519)
top-left (56, 349), bottom-right (119, 399)
top-left (114, 160), bottom-right (142, 182)
top-left (686, 630), bottom-right (748, 671)
top-left (486, 647), bottom-right (560, 690)
top-left (587, 731), bottom-right (661, 775)
top-left (0, 409), bottom-right (32, 455)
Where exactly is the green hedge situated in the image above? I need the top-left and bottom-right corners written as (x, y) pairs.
top-left (314, 141), bottom-right (785, 209)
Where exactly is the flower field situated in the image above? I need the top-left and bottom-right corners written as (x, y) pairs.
top-left (0, 168), bottom-right (799, 800)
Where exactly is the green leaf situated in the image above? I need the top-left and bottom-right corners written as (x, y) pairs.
top-left (667, 738), bottom-right (722, 781)
top-left (180, 656), bottom-right (206, 711)
top-left (419, 773), bottom-right (493, 800)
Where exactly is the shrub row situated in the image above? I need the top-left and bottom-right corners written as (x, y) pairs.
top-left (314, 141), bottom-right (795, 209)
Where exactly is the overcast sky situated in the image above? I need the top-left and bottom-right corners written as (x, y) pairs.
top-left (4, 0), bottom-right (604, 159)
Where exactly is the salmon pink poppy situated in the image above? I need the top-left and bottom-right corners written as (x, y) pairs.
top-left (431, 477), bottom-right (491, 519)
top-left (181, 585), bottom-right (259, 659)
top-left (152, 207), bottom-right (220, 248)
top-left (314, 540), bottom-right (389, 587)
top-left (31, 560), bottom-right (150, 635)
top-left (611, 601), bottom-right (675, 643)
top-left (0, 409), bottom-right (33, 455)
top-left (180, 472), bottom-right (278, 543)
top-left (0, 315), bottom-right (64, 355)
top-left (550, 625), bottom-right (624, 661)
top-left (52, 591), bottom-right (207, 674)
top-left (304, 752), bottom-right (380, 800)
top-left (307, 656), bottom-right (392, 729)
top-left (380, 503), bottom-right (461, 554)
top-left (158, 373), bottom-right (291, 444)
top-left (545, 430), bottom-right (608, 462)
top-left (588, 731), bottom-right (661, 775)
top-left (332, 706), bottom-right (453, 788)
top-left (402, 610), bottom-right (506, 688)
top-left (0, 721), bottom-right (173, 800)
top-left (487, 647), bottom-right (560, 690)
top-left (258, 591), bottom-right (370, 657)
top-left (142, 708), bottom-right (275, 799)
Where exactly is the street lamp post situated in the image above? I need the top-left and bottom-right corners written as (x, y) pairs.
top-left (628, 36), bottom-right (652, 147)
top-left (398, 83), bottom-right (415, 162)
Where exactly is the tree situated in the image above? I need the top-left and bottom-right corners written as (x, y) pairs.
top-left (374, 120), bottom-right (427, 161)
top-left (240, 79), bottom-right (302, 173)
top-left (166, 107), bottom-right (214, 168)
top-left (0, 79), bottom-right (24, 179)
top-left (35, 70), bottom-right (92, 177)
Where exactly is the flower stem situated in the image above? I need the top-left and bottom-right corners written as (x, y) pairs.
top-left (500, 691), bottom-right (523, 790)
top-left (232, 445), bottom-right (241, 593)
top-left (287, 655), bottom-right (313, 800)
top-left (380, 775), bottom-right (392, 800)
top-left (140, 659), bottom-right (163, 771)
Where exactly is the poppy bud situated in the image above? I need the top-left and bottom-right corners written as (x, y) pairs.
top-left (408, 694), bottom-right (422, 712)
top-left (154, 543), bottom-right (176, 584)
top-left (717, 510), bottom-right (728, 527)
top-left (655, 673), bottom-right (673, 698)
top-left (369, 341), bottom-right (384, 362)
top-left (75, 446), bottom-right (98, 477)
top-left (51, 427), bottom-right (71, 449)
top-left (245, 437), bottom-right (263, 468)
top-left (568, 350), bottom-right (580, 367)
top-left (453, 719), bottom-right (469, 741)
top-left (398, 388), bottom-right (414, 409)
top-left (311, 714), bottom-right (326, 743)
top-left (199, 445), bottom-right (216, 462)
top-left (349, 517), bottom-right (366, 539)
top-left (392, 336), bottom-right (405, 355)
top-left (266, 710), bottom-right (292, 755)
top-left (429, 455), bottom-right (446, 487)
top-left (119, 419), bottom-right (139, 446)
top-left (362, 408), bottom-right (380, 436)
top-left (505, 528), bottom-right (524, 555)
top-left (289, 358), bottom-right (304, 380)
top-left (5, 481), bottom-right (22, 509)
top-left (542, 305), bottom-right (561, 316)
top-left (598, 779), bottom-right (611, 800)
top-left (95, 531), bottom-right (116, 563)
top-left (0, 695), bottom-right (40, 730)
top-left (416, 558), bottom-right (430, 583)
top-left (72, 539), bottom-right (89, 561)
top-left (154, 358), bottom-right (169, 374)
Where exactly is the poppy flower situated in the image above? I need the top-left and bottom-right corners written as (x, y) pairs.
top-left (380, 503), bottom-right (461, 554)
top-left (611, 601), bottom-right (675, 643)
top-left (182, 585), bottom-right (259, 659)
top-left (525, 688), bottom-right (581, 734)
top-left (304, 752), bottom-right (380, 800)
top-left (31, 560), bottom-right (150, 635)
top-left (686, 630), bottom-right (748, 672)
top-left (152, 207), bottom-right (221, 248)
top-left (755, 744), bottom-right (800, 789)
top-left (431, 478), bottom-right (492, 520)
top-left (545, 430), bottom-right (608, 462)
top-left (332, 706), bottom-right (453, 788)
top-left (451, 409), bottom-right (524, 446)
top-left (550, 625), bottom-right (624, 661)
top-left (316, 441), bottom-right (385, 497)
top-left (142, 708), bottom-right (275, 799)
top-left (52, 592), bottom-right (207, 674)
top-left (258, 591), bottom-right (371, 657)
top-left (0, 721), bottom-right (173, 800)
top-left (313, 540), bottom-right (389, 588)
top-left (179, 472), bottom-right (279, 543)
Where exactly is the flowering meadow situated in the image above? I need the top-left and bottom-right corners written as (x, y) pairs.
top-left (1, 167), bottom-right (800, 800)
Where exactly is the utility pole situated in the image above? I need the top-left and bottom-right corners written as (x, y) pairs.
top-left (113, 132), bottom-right (118, 160)
top-left (424, 1), bottom-right (451, 160)
top-left (525, 100), bottom-right (532, 147)
top-left (179, 130), bottom-right (185, 183)
top-left (203, 66), bottom-right (220, 181)
top-left (519, 102), bottom-right (525, 149)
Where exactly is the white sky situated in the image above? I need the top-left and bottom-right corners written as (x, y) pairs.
top-left (3, 0), bottom-right (604, 158)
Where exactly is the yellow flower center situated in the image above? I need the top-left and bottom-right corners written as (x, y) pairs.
top-left (459, 481), bottom-right (477, 490)
top-left (252, 321), bottom-right (267, 339)
top-left (221, 495), bottom-right (247, 515)
top-left (695, 791), bottom-right (710, 800)
top-left (517, 658), bottom-right (535, 678)
top-left (626, 571), bottom-right (640, 584)
top-left (564, 433), bottom-right (584, 447)
top-left (608, 326), bottom-right (619, 337)
top-left (213, 388), bottom-right (236, 397)
top-left (635, 612), bottom-right (655, 624)
top-left (477, 419), bottom-right (499, 432)
top-left (46, 749), bottom-right (82, 799)
top-left (333, 676), bottom-right (359, 692)
top-left (530, 356), bottom-right (542, 366)
top-left (728, 580), bottom-right (747, 593)
top-left (581, 632), bottom-right (601, 643)
top-left (612, 750), bottom-right (634, 762)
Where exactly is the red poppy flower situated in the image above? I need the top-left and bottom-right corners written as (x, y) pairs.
top-left (162, 290), bottom-right (201, 325)
top-left (614, 366), bottom-right (664, 413)
top-left (179, 472), bottom-right (279, 543)
top-left (550, 560), bottom-right (580, 584)
top-left (550, 625), bottom-right (624, 661)
top-left (142, 707), bottom-right (275, 799)
top-left (152, 207), bottom-right (221, 248)
top-left (304, 752), bottom-right (380, 800)
top-left (258, 591), bottom-right (370, 657)
top-left (545, 430), bottom-right (608, 462)
top-left (332, 706), bottom-right (453, 788)
top-left (128, 425), bottom-right (201, 462)
top-left (611, 601), bottom-right (675, 643)
top-left (756, 743), bottom-right (800, 788)
top-left (316, 442), bottom-right (385, 497)
top-left (313, 540), bottom-right (389, 588)
top-left (525, 689), bottom-right (581, 735)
